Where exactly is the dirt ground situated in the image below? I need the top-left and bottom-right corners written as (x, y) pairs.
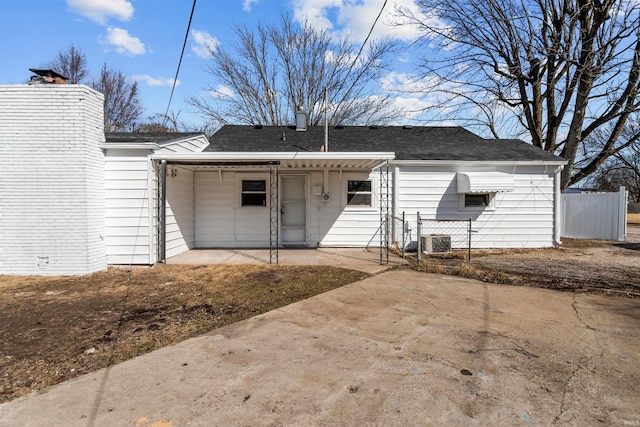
top-left (0, 265), bottom-right (368, 403)
top-left (1, 225), bottom-right (639, 406)
top-left (416, 225), bottom-right (640, 296)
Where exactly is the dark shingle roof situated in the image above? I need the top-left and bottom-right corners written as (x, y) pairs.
top-left (105, 132), bottom-right (205, 144)
top-left (205, 126), bottom-right (564, 162)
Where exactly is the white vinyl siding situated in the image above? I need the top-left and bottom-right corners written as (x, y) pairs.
top-left (318, 171), bottom-right (382, 247)
top-left (104, 149), bottom-right (155, 265)
top-left (396, 165), bottom-right (556, 248)
top-left (0, 85), bottom-right (107, 275)
top-left (194, 171), bottom-right (270, 247)
top-left (165, 166), bottom-right (194, 258)
top-left (154, 135), bottom-right (209, 154)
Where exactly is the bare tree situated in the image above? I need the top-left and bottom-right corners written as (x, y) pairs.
top-left (91, 64), bottom-right (143, 132)
top-left (135, 111), bottom-right (187, 133)
top-left (398, 0), bottom-right (640, 188)
top-left (587, 118), bottom-right (640, 201)
top-left (189, 14), bottom-right (400, 127)
top-left (47, 45), bottom-right (88, 84)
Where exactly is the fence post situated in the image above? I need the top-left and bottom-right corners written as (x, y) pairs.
top-left (417, 212), bottom-right (421, 263)
top-left (618, 186), bottom-right (628, 241)
top-left (402, 211), bottom-right (406, 258)
top-left (468, 218), bottom-right (472, 262)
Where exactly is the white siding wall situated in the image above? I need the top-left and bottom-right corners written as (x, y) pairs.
top-left (192, 169), bottom-right (384, 248)
top-left (195, 171), bottom-right (270, 247)
top-left (155, 135), bottom-right (209, 154)
top-left (166, 166), bottom-right (194, 257)
top-left (318, 170), bottom-right (383, 246)
top-left (104, 149), bottom-right (154, 265)
top-left (0, 85), bottom-right (107, 275)
top-left (396, 165), bottom-right (556, 248)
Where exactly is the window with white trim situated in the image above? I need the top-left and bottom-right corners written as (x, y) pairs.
top-left (465, 193), bottom-right (489, 207)
top-left (241, 180), bottom-right (266, 206)
top-left (460, 192), bottom-right (496, 210)
top-left (347, 180), bottom-right (372, 207)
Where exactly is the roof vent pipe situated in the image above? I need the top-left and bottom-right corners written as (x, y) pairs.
top-left (295, 106), bottom-right (307, 132)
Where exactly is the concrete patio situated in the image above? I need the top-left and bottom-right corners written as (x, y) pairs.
top-left (166, 247), bottom-right (408, 274)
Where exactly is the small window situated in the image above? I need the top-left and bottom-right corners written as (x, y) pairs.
top-left (241, 180), bottom-right (266, 206)
top-left (347, 180), bottom-right (372, 207)
top-left (465, 193), bottom-right (490, 207)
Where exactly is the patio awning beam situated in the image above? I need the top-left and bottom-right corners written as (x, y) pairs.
top-left (164, 160), bottom-right (281, 166)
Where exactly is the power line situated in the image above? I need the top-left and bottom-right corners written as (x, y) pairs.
top-left (162, 0), bottom-right (198, 129)
top-left (332, 0), bottom-right (388, 121)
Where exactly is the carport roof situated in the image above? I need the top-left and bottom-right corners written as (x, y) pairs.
top-left (205, 125), bottom-right (566, 163)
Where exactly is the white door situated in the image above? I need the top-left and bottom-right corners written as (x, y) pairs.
top-left (281, 176), bottom-right (306, 244)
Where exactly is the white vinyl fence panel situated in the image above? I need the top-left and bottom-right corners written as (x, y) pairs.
top-left (561, 187), bottom-right (628, 240)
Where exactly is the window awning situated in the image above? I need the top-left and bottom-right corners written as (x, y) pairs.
top-left (456, 172), bottom-right (515, 193)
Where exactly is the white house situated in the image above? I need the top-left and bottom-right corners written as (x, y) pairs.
top-left (0, 84), bottom-right (566, 275)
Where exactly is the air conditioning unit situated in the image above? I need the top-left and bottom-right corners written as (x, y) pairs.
top-left (421, 234), bottom-right (451, 253)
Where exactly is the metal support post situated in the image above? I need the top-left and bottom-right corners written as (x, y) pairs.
top-left (417, 211), bottom-right (421, 263)
top-left (401, 211), bottom-right (406, 258)
top-left (468, 218), bottom-right (472, 262)
top-left (269, 162), bottom-right (279, 264)
top-left (379, 161), bottom-right (390, 265)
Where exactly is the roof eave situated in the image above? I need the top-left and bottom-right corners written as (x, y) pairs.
top-left (100, 142), bottom-right (160, 150)
top-left (390, 159), bottom-right (567, 166)
top-left (150, 152), bottom-right (396, 161)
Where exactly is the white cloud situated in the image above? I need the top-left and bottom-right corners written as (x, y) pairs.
top-left (292, 0), bottom-right (429, 43)
top-left (133, 75), bottom-right (179, 87)
top-left (243, 0), bottom-right (259, 12)
top-left (191, 29), bottom-right (219, 59)
top-left (210, 85), bottom-right (235, 99)
top-left (100, 27), bottom-right (145, 56)
top-left (67, 0), bottom-right (134, 25)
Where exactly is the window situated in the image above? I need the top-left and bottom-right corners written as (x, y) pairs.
top-left (241, 180), bottom-right (266, 206)
top-left (347, 180), bottom-right (372, 207)
top-left (464, 193), bottom-right (490, 207)
top-left (460, 192), bottom-right (496, 210)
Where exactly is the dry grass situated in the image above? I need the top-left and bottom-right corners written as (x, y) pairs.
top-left (629, 212), bottom-right (640, 224)
top-left (0, 264), bottom-right (369, 403)
top-left (407, 237), bottom-right (640, 295)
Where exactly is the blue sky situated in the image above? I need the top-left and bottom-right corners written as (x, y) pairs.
top-left (0, 0), bottom-right (431, 130)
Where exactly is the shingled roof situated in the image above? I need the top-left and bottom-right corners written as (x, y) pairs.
top-left (105, 132), bottom-right (205, 144)
top-left (205, 125), bottom-right (565, 162)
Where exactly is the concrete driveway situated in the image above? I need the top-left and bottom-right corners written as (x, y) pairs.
top-left (1, 270), bottom-right (639, 426)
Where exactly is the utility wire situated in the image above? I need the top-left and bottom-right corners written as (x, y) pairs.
top-left (332, 0), bottom-right (388, 122)
top-left (162, 0), bottom-right (198, 129)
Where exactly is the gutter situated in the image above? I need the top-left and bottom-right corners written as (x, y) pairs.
top-left (390, 160), bottom-right (567, 167)
top-left (150, 152), bottom-right (396, 162)
top-left (99, 142), bottom-right (160, 150)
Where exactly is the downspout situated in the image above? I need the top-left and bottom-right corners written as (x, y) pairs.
top-left (554, 164), bottom-right (564, 246)
top-left (159, 160), bottom-right (167, 263)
